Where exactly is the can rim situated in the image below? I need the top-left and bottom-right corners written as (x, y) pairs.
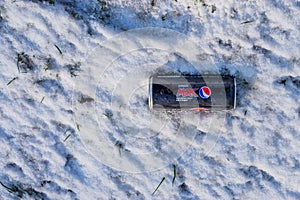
top-left (148, 76), bottom-right (153, 111)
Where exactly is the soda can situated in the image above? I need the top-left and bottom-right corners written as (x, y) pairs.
top-left (148, 74), bottom-right (236, 111)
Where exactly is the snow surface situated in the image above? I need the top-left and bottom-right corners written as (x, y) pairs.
top-left (0, 0), bottom-right (300, 199)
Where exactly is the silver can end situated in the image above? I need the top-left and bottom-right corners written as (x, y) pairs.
top-left (148, 76), bottom-right (153, 111)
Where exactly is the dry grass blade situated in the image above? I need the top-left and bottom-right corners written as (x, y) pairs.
top-left (7, 77), bottom-right (18, 86)
top-left (241, 20), bottom-right (254, 24)
top-left (152, 177), bottom-right (165, 195)
top-left (54, 44), bottom-right (62, 54)
top-left (0, 181), bottom-right (14, 193)
top-left (64, 134), bottom-right (71, 142)
top-left (172, 164), bottom-right (176, 186)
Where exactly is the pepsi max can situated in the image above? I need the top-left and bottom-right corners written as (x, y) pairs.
top-left (148, 74), bottom-right (236, 110)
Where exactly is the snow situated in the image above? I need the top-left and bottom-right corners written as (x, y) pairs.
top-left (0, 0), bottom-right (300, 199)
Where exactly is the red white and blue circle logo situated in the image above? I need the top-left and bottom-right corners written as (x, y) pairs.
top-left (199, 86), bottom-right (211, 99)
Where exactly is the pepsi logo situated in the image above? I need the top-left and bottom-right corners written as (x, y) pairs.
top-left (199, 86), bottom-right (211, 99)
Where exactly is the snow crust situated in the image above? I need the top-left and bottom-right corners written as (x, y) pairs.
top-left (0, 0), bottom-right (299, 199)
